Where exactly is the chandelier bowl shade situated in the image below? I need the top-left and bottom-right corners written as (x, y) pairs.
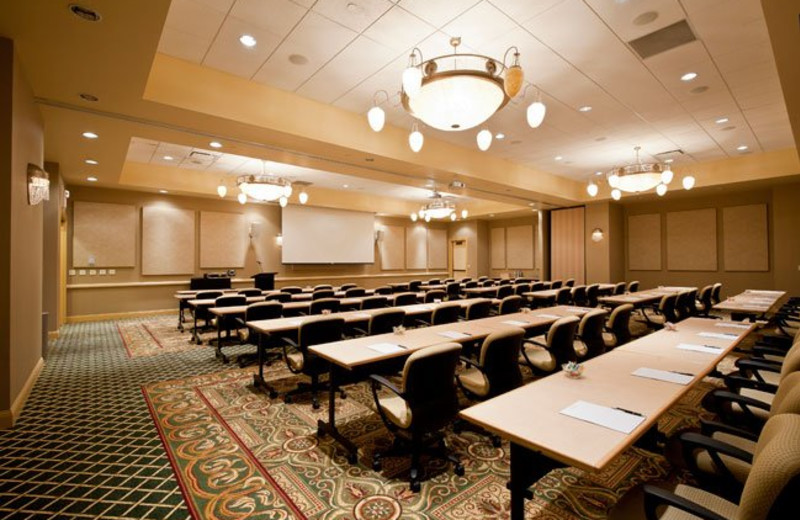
top-left (614, 172), bottom-right (662, 193)
top-left (237, 174), bottom-right (292, 202)
top-left (417, 194), bottom-right (455, 220)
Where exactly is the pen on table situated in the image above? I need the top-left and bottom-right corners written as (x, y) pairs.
top-left (702, 344), bottom-right (723, 350)
top-left (614, 407), bottom-right (644, 417)
top-left (396, 344), bottom-right (408, 350)
top-left (670, 370), bottom-right (694, 377)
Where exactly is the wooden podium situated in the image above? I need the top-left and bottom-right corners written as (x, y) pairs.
top-left (251, 272), bottom-right (277, 290)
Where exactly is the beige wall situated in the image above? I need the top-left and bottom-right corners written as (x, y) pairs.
top-left (584, 202), bottom-right (626, 284)
top-left (0, 38), bottom-right (44, 427)
top-left (42, 162), bottom-right (63, 334)
top-left (488, 215), bottom-right (539, 278)
top-left (448, 221), bottom-right (480, 279)
top-left (66, 186), bottom-right (449, 317)
top-left (622, 185), bottom-right (792, 296)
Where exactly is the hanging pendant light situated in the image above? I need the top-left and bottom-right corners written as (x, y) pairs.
top-left (298, 190), bottom-right (308, 204)
top-left (402, 49), bottom-right (423, 98)
top-left (587, 182), bottom-right (599, 197)
top-left (461, 209), bottom-right (468, 219)
top-left (217, 181), bottom-right (227, 198)
top-left (410, 212), bottom-right (418, 222)
top-left (409, 123), bottom-right (424, 152)
top-left (656, 183), bottom-right (667, 196)
top-left (504, 47), bottom-right (523, 97)
top-left (367, 90), bottom-right (388, 132)
top-left (279, 196), bottom-right (288, 207)
top-left (682, 176), bottom-right (696, 190)
top-left (611, 188), bottom-right (622, 201)
top-left (661, 167), bottom-right (674, 185)
top-left (476, 128), bottom-right (493, 151)
top-left (237, 192), bottom-right (247, 205)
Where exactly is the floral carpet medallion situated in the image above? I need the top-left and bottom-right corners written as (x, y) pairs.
top-left (117, 315), bottom-right (218, 358)
top-left (144, 362), bottom-right (718, 519)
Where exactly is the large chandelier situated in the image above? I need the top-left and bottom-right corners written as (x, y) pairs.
top-left (411, 191), bottom-right (468, 222)
top-left (587, 147), bottom-right (696, 200)
top-left (237, 174), bottom-right (292, 202)
top-left (368, 38), bottom-right (548, 152)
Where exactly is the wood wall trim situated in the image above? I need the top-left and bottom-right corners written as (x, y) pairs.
top-left (0, 358), bottom-right (44, 430)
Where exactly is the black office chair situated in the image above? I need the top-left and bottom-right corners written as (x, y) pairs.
top-left (460, 277), bottom-right (472, 283)
top-left (370, 343), bottom-right (464, 491)
top-left (464, 281), bottom-right (479, 288)
top-left (374, 286), bottom-right (393, 295)
top-left (586, 284), bottom-right (600, 307)
top-left (627, 280), bottom-right (639, 293)
top-left (482, 279), bottom-right (495, 287)
top-left (209, 295), bottom-right (247, 355)
top-left (711, 282), bottom-right (723, 304)
top-left (464, 300), bottom-right (492, 321)
top-left (238, 288), bottom-right (262, 297)
top-left (417, 302), bottom-right (461, 327)
top-left (496, 285), bottom-right (514, 299)
top-left (445, 282), bottom-right (461, 300)
top-left (313, 284), bottom-right (333, 291)
top-left (603, 304), bottom-right (634, 348)
top-left (308, 298), bottom-right (340, 315)
top-left (571, 285), bottom-right (588, 307)
top-left (613, 282), bottom-right (626, 295)
top-left (478, 276), bottom-right (489, 282)
top-left (408, 280), bottom-right (422, 292)
top-left (555, 287), bottom-right (572, 305)
top-left (498, 279), bottom-right (512, 286)
top-left (520, 315), bottom-right (580, 374)
top-left (530, 282), bottom-right (544, 292)
top-left (443, 278), bottom-right (455, 284)
top-left (266, 292), bottom-right (291, 303)
top-left (675, 291), bottom-right (695, 321)
top-left (573, 309), bottom-right (608, 359)
top-left (427, 278), bottom-right (441, 285)
top-left (312, 289), bottom-right (335, 300)
top-left (360, 296), bottom-right (388, 310)
top-left (695, 285), bottom-right (715, 317)
top-left (339, 283), bottom-right (357, 291)
top-left (345, 287), bottom-right (366, 297)
top-left (424, 290), bottom-right (447, 303)
top-left (280, 316), bottom-right (345, 409)
top-left (393, 292), bottom-right (418, 307)
top-left (497, 295), bottom-right (524, 315)
top-left (351, 308), bottom-right (406, 338)
top-left (514, 283), bottom-right (530, 296)
top-left (190, 291), bottom-right (224, 332)
top-left (550, 280), bottom-right (563, 289)
top-left (564, 278), bottom-right (575, 287)
top-left (235, 301), bottom-right (283, 367)
top-left (281, 286), bottom-right (303, 294)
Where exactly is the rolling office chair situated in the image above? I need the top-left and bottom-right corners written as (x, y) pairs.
top-left (235, 301), bottom-right (283, 367)
top-left (573, 309), bottom-right (608, 359)
top-left (374, 286), bottom-right (393, 295)
top-left (496, 295), bottom-right (524, 315)
top-left (307, 298), bottom-right (340, 315)
top-left (265, 292), bottom-right (291, 303)
top-left (190, 291), bottom-right (224, 333)
top-left (370, 343), bottom-right (465, 491)
top-left (478, 276), bottom-right (489, 282)
top-left (280, 316), bottom-right (345, 409)
top-left (443, 278), bottom-right (455, 284)
top-left (603, 304), bottom-right (634, 348)
top-left (571, 285), bottom-right (588, 307)
top-left (424, 290), bottom-right (447, 303)
top-left (281, 286), bottom-right (303, 294)
top-left (209, 295), bottom-right (247, 355)
top-left (344, 287), bottom-right (366, 297)
top-left (586, 284), bottom-right (600, 307)
top-left (520, 315), bottom-right (580, 375)
top-left (445, 281), bottom-right (461, 300)
top-left (613, 282), bottom-right (627, 295)
top-left (627, 281), bottom-right (640, 293)
top-left (464, 300), bottom-right (492, 321)
top-left (498, 279), bottom-right (512, 286)
top-left (481, 279), bottom-right (495, 287)
top-left (312, 289), bottom-right (335, 300)
top-left (641, 293), bottom-right (679, 330)
top-left (427, 278), bottom-right (441, 285)
top-left (711, 282), bottom-right (723, 304)
top-left (459, 277), bottom-right (472, 283)
top-left (416, 302), bottom-right (461, 327)
top-left (351, 308), bottom-right (406, 337)
top-left (555, 287), bottom-right (572, 305)
top-left (339, 283), bottom-right (357, 291)
top-left (360, 296), bottom-right (388, 310)
top-left (496, 285), bottom-right (515, 299)
top-left (408, 280), bottom-right (423, 292)
top-left (564, 278), bottom-right (575, 287)
top-left (615, 414), bottom-right (800, 520)
top-left (238, 288), bottom-right (262, 297)
top-left (514, 283), bottom-right (531, 296)
top-left (464, 281), bottom-right (479, 289)
top-left (675, 290), bottom-right (697, 321)
top-left (695, 285), bottom-right (715, 317)
top-left (393, 292), bottom-right (418, 307)
top-left (313, 284), bottom-right (333, 291)
top-left (530, 281), bottom-right (545, 292)
top-left (550, 280), bottom-right (563, 289)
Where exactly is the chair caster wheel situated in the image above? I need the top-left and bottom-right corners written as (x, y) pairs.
top-left (455, 464), bottom-right (465, 476)
top-left (410, 481), bottom-right (421, 493)
top-left (372, 458), bottom-right (382, 471)
top-left (347, 453), bottom-right (357, 464)
top-left (312, 400), bottom-right (320, 410)
top-left (491, 436), bottom-right (501, 448)
top-left (284, 396), bottom-right (293, 404)
top-left (269, 391), bottom-right (278, 399)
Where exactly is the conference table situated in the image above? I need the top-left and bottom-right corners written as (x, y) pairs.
top-left (598, 286), bottom-right (697, 308)
top-left (308, 305), bottom-right (593, 463)
top-left (460, 317), bottom-right (753, 520)
top-left (174, 288), bottom-right (265, 330)
top-left (713, 289), bottom-right (787, 321)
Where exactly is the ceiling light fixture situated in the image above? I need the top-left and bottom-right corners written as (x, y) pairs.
top-left (409, 123), bottom-right (424, 152)
top-left (235, 160), bottom-right (293, 202)
top-left (217, 181), bottom-right (227, 198)
top-left (412, 190), bottom-right (463, 221)
top-left (578, 105), bottom-right (592, 112)
top-left (239, 34), bottom-right (257, 47)
top-left (554, 155), bottom-right (563, 161)
top-left (736, 145), bottom-right (749, 151)
top-left (82, 131), bottom-right (98, 139)
top-left (298, 191), bottom-right (308, 204)
top-left (86, 176), bottom-right (98, 182)
top-left (367, 90), bottom-right (388, 132)
top-left (590, 146), bottom-right (694, 198)
top-left (495, 133), bottom-right (505, 139)
top-left (461, 209), bottom-right (468, 219)
top-left (370, 37), bottom-right (540, 150)
top-left (163, 155), bottom-right (174, 161)
top-left (680, 72), bottom-right (698, 81)
top-left (85, 159), bottom-right (98, 165)
top-left (476, 128), bottom-right (493, 151)
top-left (237, 192), bottom-right (247, 205)
top-left (159, 189), bottom-right (168, 194)
top-left (586, 181), bottom-right (598, 197)
top-left (209, 141), bottom-right (223, 149)
top-left (715, 117), bottom-right (729, 124)
top-left (682, 176), bottom-right (696, 190)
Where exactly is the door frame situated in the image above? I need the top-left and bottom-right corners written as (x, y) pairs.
top-left (449, 238), bottom-right (467, 277)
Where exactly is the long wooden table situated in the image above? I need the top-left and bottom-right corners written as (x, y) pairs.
top-left (307, 306), bottom-right (592, 462)
top-left (713, 289), bottom-right (787, 320)
top-left (460, 317), bottom-right (753, 520)
top-left (598, 286), bottom-right (697, 308)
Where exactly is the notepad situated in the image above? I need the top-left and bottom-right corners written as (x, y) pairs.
top-left (632, 367), bottom-right (693, 385)
top-left (676, 343), bottom-right (723, 355)
top-left (560, 400), bottom-right (645, 434)
top-left (535, 313), bottom-right (561, 319)
top-left (367, 343), bottom-right (406, 354)
top-left (438, 331), bottom-right (471, 339)
top-left (698, 331), bottom-right (737, 340)
top-left (715, 322), bottom-right (750, 330)
top-left (288, 320), bottom-right (303, 326)
top-left (502, 320), bottom-right (529, 326)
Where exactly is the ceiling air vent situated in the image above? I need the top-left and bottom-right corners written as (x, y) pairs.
top-left (628, 20), bottom-right (696, 59)
top-left (187, 151), bottom-right (217, 167)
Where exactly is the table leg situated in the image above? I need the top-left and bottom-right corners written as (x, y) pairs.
top-left (191, 310), bottom-right (199, 344)
top-left (252, 333), bottom-right (277, 398)
top-left (317, 365), bottom-right (358, 464)
top-left (178, 300), bottom-right (186, 331)
top-left (507, 442), bottom-right (561, 520)
top-left (215, 317), bottom-right (225, 362)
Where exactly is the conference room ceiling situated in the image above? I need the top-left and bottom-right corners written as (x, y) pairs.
top-left (1, 0), bottom-right (798, 216)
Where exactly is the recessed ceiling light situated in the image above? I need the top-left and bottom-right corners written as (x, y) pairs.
top-left (159, 189), bottom-right (168, 194)
top-left (343, 184), bottom-right (349, 188)
top-left (715, 117), bottom-right (729, 124)
top-left (737, 145), bottom-right (749, 151)
top-left (595, 171), bottom-right (603, 176)
top-left (209, 141), bottom-right (222, 149)
top-left (633, 11), bottom-right (659, 26)
top-left (680, 72), bottom-right (698, 81)
top-left (489, 214), bottom-right (495, 217)
top-left (79, 93), bottom-right (99, 102)
top-left (495, 133), bottom-right (505, 139)
top-left (578, 105), bottom-right (592, 112)
top-left (85, 159), bottom-right (98, 165)
top-left (288, 54), bottom-right (308, 65)
top-left (239, 34), bottom-right (257, 47)
top-left (664, 158), bottom-right (674, 164)
top-left (554, 155), bottom-right (563, 161)
top-left (346, 2), bottom-right (363, 13)
top-left (82, 131), bottom-right (98, 139)
top-left (86, 176), bottom-right (98, 182)
top-left (163, 155), bottom-right (174, 161)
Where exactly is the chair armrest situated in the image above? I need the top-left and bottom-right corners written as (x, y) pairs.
top-left (523, 338), bottom-right (547, 349)
top-left (699, 418), bottom-right (760, 441)
top-left (414, 318), bottom-right (432, 327)
top-left (369, 374), bottom-right (404, 397)
top-left (643, 485), bottom-right (729, 520)
top-left (736, 358), bottom-right (782, 371)
top-left (281, 336), bottom-right (299, 349)
top-left (459, 355), bottom-right (482, 369)
top-left (350, 326), bottom-right (368, 337)
top-left (752, 345), bottom-right (788, 358)
top-left (723, 374), bottom-right (778, 394)
top-left (235, 317), bottom-right (247, 328)
top-left (679, 431), bottom-right (753, 488)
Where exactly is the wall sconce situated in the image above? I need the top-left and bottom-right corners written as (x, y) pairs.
top-left (591, 228), bottom-right (605, 242)
top-left (27, 164), bottom-right (50, 205)
top-left (275, 233), bottom-right (283, 246)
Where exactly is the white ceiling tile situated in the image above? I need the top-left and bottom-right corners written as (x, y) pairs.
top-left (157, 27), bottom-right (212, 63)
top-left (488, 0), bottom-right (567, 24)
top-left (193, 0), bottom-right (236, 13)
top-left (164, 0), bottom-right (227, 39)
top-left (441, 1), bottom-right (517, 50)
top-left (252, 11), bottom-right (358, 91)
top-left (397, 0), bottom-right (481, 28)
top-left (582, 0), bottom-right (685, 42)
top-left (362, 6), bottom-right (436, 52)
top-left (203, 16), bottom-right (284, 78)
top-left (312, 0), bottom-right (394, 33)
top-left (230, 0), bottom-right (308, 34)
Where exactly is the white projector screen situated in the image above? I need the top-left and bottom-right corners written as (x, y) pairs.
top-left (282, 206), bottom-right (375, 264)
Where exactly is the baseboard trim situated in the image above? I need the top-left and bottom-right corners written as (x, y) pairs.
top-left (0, 357), bottom-right (44, 430)
top-left (66, 308), bottom-right (174, 323)
top-left (48, 330), bottom-right (60, 340)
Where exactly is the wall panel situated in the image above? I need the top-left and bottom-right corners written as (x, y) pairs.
top-left (723, 204), bottom-right (769, 271)
top-left (490, 227), bottom-right (506, 268)
top-left (628, 214), bottom-right (662, 270)
top-left (379, 225), bottom-right (405, 270)
top-left (405, 225), bottom-right (427, 269)
top-left (550, 207), bottom-right (585, 284)
top-left (667, 208), bottom-right (717, 271)
top-left (142, 206), bottom-right (195, 275)
top-left (72, 201), bottom-right (136, 267)
top-left (200, 211), bottom-right (247, 268)
top-left (506, 225), bottom-right (534, 269)
top-left (427, 228), bottom-right (448, 269)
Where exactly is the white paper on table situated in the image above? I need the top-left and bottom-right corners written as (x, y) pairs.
top-left (502, 320), bottom-right (529, 326)
top-left (352, 313), bottom-right (371, 319)
top-left (747, 290), bottom-right (782, 295)
top-left (288, 320), bottom-right (303, 326)
top-left (715, 322), bottom-right (750, 330)
top-left (534, 313), bottom-right (561, 319)
top-left (632, 367), bottom-right (693, 385)
top-left (698, 331), bottom-right (738, 340)
top-left (560, 400), bottom-right (645, 434)
top-left (417, 306), bottom-right (434, 311)
top-left (677, 343), bottom-right (723, 355)
top-left (438, 331), bottom-right (471, 339)
top-left (367, 342), bottom-right (407, 354)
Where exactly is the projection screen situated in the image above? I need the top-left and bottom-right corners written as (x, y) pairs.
top-left (281, 205), bottom-right (375, 264)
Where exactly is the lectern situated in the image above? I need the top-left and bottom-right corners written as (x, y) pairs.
top-left (251, 272), bottom-right (277, 291)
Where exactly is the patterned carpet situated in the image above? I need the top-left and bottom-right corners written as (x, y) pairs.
top-left (0, 313), bottom-right (738, 519)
